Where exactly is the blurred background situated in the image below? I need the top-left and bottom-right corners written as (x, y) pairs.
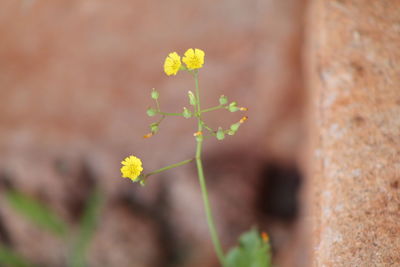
top-left (0, 0), bottom-right (307, 266)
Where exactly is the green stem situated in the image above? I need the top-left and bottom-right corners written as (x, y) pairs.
top-left (201, 105), bottom-right (225, 113)
top-left (194, 72), bottom-right (225, 265)
top-left (200, 119), bottom-right (216, 136)
top-left (144, 158), bottom-right (194, 178)
top-left (157, 111), bottom-right (183, 116)
top-left (155, 98), bottom-right (161, 112)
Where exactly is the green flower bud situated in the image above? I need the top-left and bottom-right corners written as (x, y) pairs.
top-left (182, 107), bottom-right (192, 118)
top-left (228, 102), bottom-right (240, 112)
top-left (216, 127), bottom-right (225, 140)
top-left (151, 88), bottom-right (159, 100)
top-left (188, 91), bottom-right (197, 106)
top-left (219, 95), bottom-right (228, 105)
top-left (150, 123), bottom-right (159, 133)
top-left (146, 107), bottom-right (157, 117)
top-left (230, 122), bottom-right (240, 132)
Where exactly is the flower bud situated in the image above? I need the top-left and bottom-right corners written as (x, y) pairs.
top-left (183, 107), bottom-right (192, 119)
top-left (219, 95), bottom-right (228, 105)
top-left (230, 122), bottom-right (240, 132)
top-left (228, 102), bottom-right (239, 112)
top-left (216, 127), bottom-right (225, 140)
top-left (150, 123), bottom-right (159, 133)
top-left (146, 107), bottom-right (157, 117)
top-left (151, 88), bottom-right (159, 100)
top-left (188, 91), bottom-right (197, 106)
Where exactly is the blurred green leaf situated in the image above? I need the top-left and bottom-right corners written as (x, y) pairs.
top-left (225, 228), bottom-right (272, 267)
top-left (69, 188), bottom-right (103, 267)
top-left (5, 191), bottom-right (68, 237)
top-left (0, 245), bottom-right (36, 267)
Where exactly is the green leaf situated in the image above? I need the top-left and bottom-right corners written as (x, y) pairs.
top-left (5, 191), bottom-right (68, 237)
top-left (225, 228), bottom-right (272, 267)
top-left (0, 245), bottom-right (36, 267)
top-left (69, 188), bottom-right (103, 267)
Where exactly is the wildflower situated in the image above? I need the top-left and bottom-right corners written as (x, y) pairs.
top-left (183, 48), bottom-right (205, 69)
top-left (164, 52), bottom-right (182, 76)
top-left (121, 155), bottom-right (143, 181)
top-left (239, 107), bottom-right (248, 111)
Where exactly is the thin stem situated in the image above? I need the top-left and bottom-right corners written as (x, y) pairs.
top-left (155, 98), bottom-right (161, 112)
top-left (200, 120), bottom-right (216, 136)
top-left (144, 158), bottom-right (194, 178)
top-left (201, 105), bottom-right (225, 113)
top-left (194, 72), bottom-right (201, 116)
top-left (194, 72), bottom-right (225, 265)
top-left (157, 111), bottom-right (183, 116)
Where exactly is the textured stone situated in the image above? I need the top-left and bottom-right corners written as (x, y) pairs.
top-left (308, 0), bottom-right (400, 265)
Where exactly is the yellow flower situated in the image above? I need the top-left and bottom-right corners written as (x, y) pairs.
top-left (164, 52), bottom-right (181, 76)
top-left (120, 155), bottom-right (143, 181)
top-left (182, 48), bottom-right (205, 69)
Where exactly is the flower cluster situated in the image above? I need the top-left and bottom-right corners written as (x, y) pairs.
top-left (121, 48), bottom-right (248, 183)
top-left (164, 48), bottom-right (205, 76)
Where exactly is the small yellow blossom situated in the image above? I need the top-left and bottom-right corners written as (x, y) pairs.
top-left (239, 107), bottom-right (248, 111)
top-left (120, 155), bottom-right (143, 181)
top-left (183, 48), bottom-right (205, 69)
top-left (193, 131), bottom-right (203, 136)
top-left (164, 52), bottom-right (182, 76)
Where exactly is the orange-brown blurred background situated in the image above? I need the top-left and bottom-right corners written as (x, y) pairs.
top-left (0, 0), bottom-right (307, 266)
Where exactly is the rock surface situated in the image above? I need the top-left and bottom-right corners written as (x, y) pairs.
top-left (308, 0), bottom-right (400, 265)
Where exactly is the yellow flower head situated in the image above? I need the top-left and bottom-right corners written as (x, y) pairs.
top-left (183, 48), bottom-right (205, 69)
top-left (164, 52), bottom-right (181, 76)
top-left (120, 155), bottom-right (143, 181)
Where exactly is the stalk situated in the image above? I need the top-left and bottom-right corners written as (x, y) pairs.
top-left (194, 71), bottom-right (225, 265)
top-left (144, 158), bottom-right (194, 178)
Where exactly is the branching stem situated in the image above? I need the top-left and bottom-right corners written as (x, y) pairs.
top-left (193, 71), bottom-right (225, 265)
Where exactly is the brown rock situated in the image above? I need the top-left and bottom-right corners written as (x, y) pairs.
top-left (308, 0), bottom-right (400, 265)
